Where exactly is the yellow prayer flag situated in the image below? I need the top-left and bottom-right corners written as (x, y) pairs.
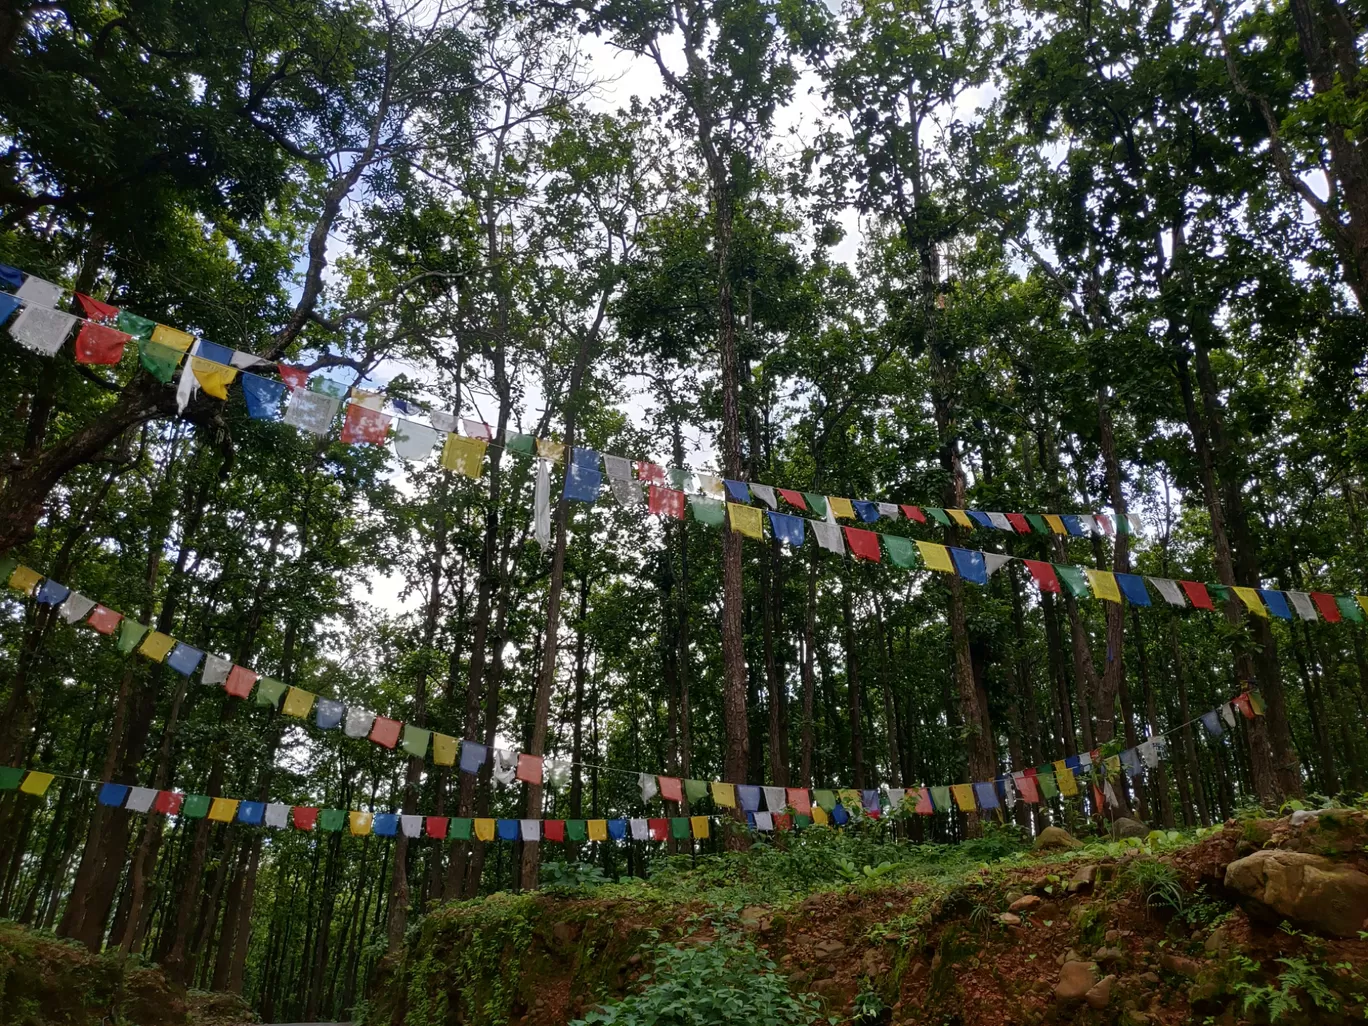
top-left (150, 324), bottom-right (194, 352)
top-left (1044, 514), bottom-right (1067, 535)
top-left (349, 811), bottom-right (374, 836)
top-left (8, 565), bottom-right (42, 595)
top-left (812, 805), bottom-right (829, 826)
top-left (1105, 755), bottom-right (1121, 778)
top-left (711, 781), bottom-right (736, 808)
top-left (690, 815), bottom-right (710, 839)
top-left (209, 797), bottom-right (240, 823)
top-left (838, 788), bottom-right (861, 809)
top-left (828, 496), bottom-right (856, 519)
top-left (282, 687), bottom-right (315, 719)
top-left (192, 357), bottom-right (237, 399)
top-left (1357, 596), bottom-right (1368, 619)
top-left (19, 771), bottom-right (54, 796)
top-left (916, 541), bottom-right (956, 573)
top-left (1231, 586), bottom-right (1268, 617)
top-left (441, 434), bottom-right (487, 479)
top-left (1085, 569), bottom-right (1122, 603)
top-left (1054, 764), bottom-right (1079, 796)
top-left (536, 438), bottom-right (565, 461)
top-left (588, 819), bottom-right (608, 841)
top-left (727, 502), bottom-right (764, 540)
top-left (432, 733), bottom-right (458, 767)
top-left (948, 508), bottom-right (975, 529)
top-left (474, 818), bottom-right (495, 842)
top-left (951, 783), bottom-right (976, 811)
top-left (139, 631), bottom-right (176, 662)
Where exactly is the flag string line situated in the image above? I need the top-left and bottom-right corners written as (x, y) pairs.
top-left (0, 561), bottom-right (1260, 818)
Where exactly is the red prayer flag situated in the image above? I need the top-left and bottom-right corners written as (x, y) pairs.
top-left (292, 806), bottom-right (319, 831)
top-left (340, 404), bottom-right (392, 444)
top-left (636, 462), bottom-right (665, 485)
top-left (1311, 592), bottom-right (1342, 622)
top-left (369, 716), bottom-right (402, 748)
top-left (1023, 559), bottom-right (1062, 593)
top-left (278, 363), bottom-right (308, 390)
top-left (1181, 581), bottom-right (1214, 609)
top-left (74, 322), bottom-right (131, 364)
top-left (1006, 512), bottom-right (1031, 533)
top-left (1233, 693), bottom-right (1256, 719)
top-left (1093, 784), bottom-right (1105, 810)
top-left (424, 816), bottom-right (449, 839)
top-left (223, 665), bottom-right (258, 699)
top-left (1016, 774), bottom-right (1040, 803)
top-left (773, 812), bottom-right (792, 832)
top-left (516, 753), bottom-right (543, 784)
top-left (778, 488), bottom-right (808, 510)
top-left (901, 504), bottom-right (927, 523)
top-left (542, 819), bottom-right (565, 842)
top-left (153, 791), bottom-right (183, 815)
top-left (844, 526), bottom-right (882, 561)
top-left (915, 787), bottom-right (934, 814)
top-left (648, 485), bottom-right (686, 519)
top-left (658, 776), bottom-right (683, 802)
top-left (648, 818), bottom-right (669, 841)
top-left (86, 605), bottom-right (122, 634)
top-left (786, 788), bottom-right (811, 815)
top-left (75, 292), bottom-right (119, 323)
top-left (1095, 513), bottom-right (1114, 536)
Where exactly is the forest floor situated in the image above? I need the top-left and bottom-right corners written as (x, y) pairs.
top-left (374, 809), bottom-right (1368, 1026)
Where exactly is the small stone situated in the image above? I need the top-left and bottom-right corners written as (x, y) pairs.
top-left (1159, 953), bottom-right (1202, 978)
top-left (1113, 817), bottom-right (1149, 839)
top-left (1010, 894), bottom-right (1042, 912)
top-left (1055, 961), bottom-right (1099, 1003)
top-left (1140, 972), bottom-right (1160, 984)
top-left (1085, 974), bottom-right (1115, 1009)
top-left (1105, 929), bottom-right (1121, 942)
top-left (1035, 825), bottom-right (1083, 850)
top-left (998, 913), bottom-right (1021, 926)
top-left (1068, 864), bottom-right (1098, 893)
top-left (814, 938), bottom-right (846, 958)
top-left (1203, 926), bottom-right (1229, 954)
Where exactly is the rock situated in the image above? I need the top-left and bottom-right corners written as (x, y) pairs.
top-left (1085, 974), bottom-right (1115, 1009)
top-left (814, 938), bottom-right (846, 958)
top-left (1113, 817), bottom-right (1149, 839)
top-left (1055, 961), bottom-right (1099, 1003)
top-left (1224, 849), bottom-right (1368, 938)
top-left (1092, 946), bottom-right (1125, 966)
top-left (1159, 953), bottom-right (1201, 978)
top-left (550, 921), bottom-right (579, 949)
top-left (1037, 901), bottom-right (1059, 920)
top-left (1123, 1012), bottom-right (1152, 1026)
top-left (1140, 972), bottom-right (1160, 984)
top-left (998, 913), bottom-right (1021, 926)
top-left (1009, 894), bottom-right (1042, 912)
top-left (1005, 889), bottom-right (1024, 904)
top-left (1203, 926), bottom-right (1230, 955)
top-left (1067, 864), bottom-right (1098, 893)
top-left (1105, 929), bottom-right (1121, 943)
top-left (739, 906), bottom-right (772, 933)
top-left (1035, 825), bottom-right (1083, 850)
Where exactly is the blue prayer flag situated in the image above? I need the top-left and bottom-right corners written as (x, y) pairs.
top-left (1116, 573), bottom-right (1151, 606)
top-left (831, 802), bottom-right (850, 826)
top-left (0, 293), bottom-right (21, 323)
top-left (853, 500), bottom-right (880, 523)
top-left (1064, 754), bottom-right (1081, 770)
top-left (767, 511), bottom-right (805, 546)
top-left (315, 698), bottom-right (344, 730)
top-left (1259, 589), bottom-right (1292, 620)
top-left (724, 479), bottom-right (750, 502)
top-left (1121, 748), bottom-right (1144, 778)
top-left (572, 446), bottom-right (599, 470)
top-left (608, 818), bottom-right (627, 840)
top-left (459, 741), bottom-right (487, 774)
top-left (0, 264), bottom-right (23, 288)
top-left (967, 510), bottom-right (993, 528)
top-left (196, 340), bottom-right (233, 365)
top-left (861, 789), bottom-right (880, 812)
top-left (950, 547), bottom-right (988, 585)
top-left (496, 818), bottom-right (518, 841)
top-left (392, 399), bottom-right (417, 415)
top-left (563, 464), bottom-right (601, 502)
top-left (237, 801), bottom-right (265, 825)
top-left (165, 643), bottom-right (204, 677)
top-left (1200, 710), bottom-right (1224, 736)
top-left (974, 781), bottom-right (1000, 809)
top-left (34, 579), bottom-right (69, 606)
top-left (1061, 515), bottom-right (1086, 537)
top-left (98, 783), bottom-right (129, 807)
top-left (242, 374), bottom-right (285, 420)
top-left (738, 785), bottom-right (761, 812)
top-left (374, 813), bottom-right (399, 836)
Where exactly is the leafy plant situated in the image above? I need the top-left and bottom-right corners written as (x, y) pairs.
top-left (541, 861), bottom-right (610, 894)
top-left (852, 981), bottom-right (889, 1023)
top-left (1230, 955), bottom-right (1344, 1023)
top-left (1118, 858), bottom-right (1186, 916)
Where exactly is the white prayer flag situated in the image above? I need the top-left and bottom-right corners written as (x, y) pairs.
top-left (751, 484), bottom-right (778, 509)
top-left (1077, 514), bottom-right (1097, 534)
top-left (10, 305), bottom-right (78, 355)
top-left (125, 787), bottom-right (158, 813)
top-left (264, 803), bottom-right (291, 828)
top-left (344, 708), bottom-right (375, 738)
top-left (201, 654), bottom-right (231, 686)
top-left (1287, 590), bottom-right (1318, 620)
top-left (987, 512), bottom-right (1013, 531)
top-left (393, 421), bottom-right (441, 461)
top-left (544, 759), bottom-right (570, 789)
top-left (283, 388), bottom-right (338, 436)
top-left (696, 473), bottom-right (724, 498)
top-left (754, 811), bottom-right (773, 831)
top-left (430, 410), bottom-right (457, 433)
top-left (520, 818), bottom-right (539, 841)
top-left (886, 787), bottom-right (906, 809)
top-left (462, 418), bottom-right (493, 440)
top-left (630, 818), bottom-right (649, 840)
top-left (983, 552), bottom-right (1014, 577)
top-left (492, 749), bottom-right (517, 786)
top-left (1220, 702), bottom-right (1237, 728)
top-left (877, 502), bottom-right (900, 519)
top-left (1148, 578), bottom-right (1187, 607)
top-left (533, 458), bottom-right (551, 551)
top-left (15, 275), bottom-right (64, 309)
top-left (639, 772), bottom-right (658, 803)
top-left (811, 520), bottom-right (844, 554)
top-left (58, 592), bottom-right (96, 624)
top-left (401, 814), bottom-right (423, 838)
top-left (1000, 776), bottom-right (1016, 808)
top-left (229, 350), bottom-right (270, 369)
top-left (1104, 780), bottom-right (1119, 808)
top-left (762, 786), bottom-right (786, 811)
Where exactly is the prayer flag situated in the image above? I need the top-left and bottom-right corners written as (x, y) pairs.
top-left (88, 605), bottom-right (122, 634)
top-left (534, 458), bottom-right (551, 550)
top-left (464, 419), bottom-right (494, 441)
top-left (459, 742), bottom-right (487, 774)
top-left (447, 818), bottom-right (472, 840)
top-left (738, 785), bottom-right (761, 812)
top-left (75, 293), bottom-right (118, 322)
top-left (369, 716), bottom-right (402, 748)
top-left (803, 493), bottom-right (829, 517)
top-left (751, 484), bottom-right (777, 508)
top-left (58, 593), bottom-right (96, 624)
top-left (649, 485), bottom-right (686, 519)
top-left (242, 374), bottom-right (285, 419)
top-left (340, 404), bottom-right (391, 444)
top-left (165, 643), bottom-right (204, 677)
top-left (579, 819), bottom-right (603, 841)
top-left (15, 274), bottom-right (62, 307)
top-left (504, 431), bottom-right (535, 455)
top-left (812, 789), bottom-right (836, 811)
top-left (724, 479), bottom-right (750, 502)
top-left (516, 753), bottom-right (543, 784)
top-left (1200, 710), bottom-right (1223, 736)
top-left (433, 733), bottom-right (457, 767)
top-left (117, 621), bottom-right (149, 654)
top-left (523, 819), bottom-right (543, 841)
top-left (399, 814), bottom-right (422, 838)
top-left (180, 795), bottom-right (211, 819)
top-left (691, 815), bottom-right (710, 838)
top-left (1056, 765), bottom-right (1079, 796)
top-left (308, 377), bottom-right (347, 399)
top-left (238, 801), bottom-right (265, 826)
top-left (209, 798), bottom-right (240, 823)
top-left (74, 322), bottom-right (131, 364)
top-left (7, 564), bottom-right (41, 594)
top-left (1043, 514), bottom-right (1067, 534)
top-left (10, 305), bottom-right (78, 355)
top-left (974, 781), bottom-right (1000, 810)
top-left (0, 263), bottom-right (19, 288)
top-left (946, 508), bottom-right (974, 529)
top-left (442, 435), bottom-right (487, 478)
top-left (1116, 573), bottom-right (1151, 606)
top-left (402, 725), bottom-right (430, 758)
top-left (283, 389), bottom-right (339, 436)
top-left (648, 818), bottom-right (669, 841)
top-left (315, 698), bottom-right (344, 730)
top-left (1120, 748), bottom-right (1143, 778)
top-left (811, 520), bottom-right (844, 554)
top-left (343, 708), bottom-right (374, 738)
top-left (1259, 590), bottom-right (1292, 619)
top-left (277, 363), bottom-right (308, 390)
top-left (1233, 693), bottom-right (1255, 719)
top-left (685, 779), bottom-right (709, 802)
top-left (764, 786), bottom-right (787, 811)
top-left (1095, 513), bottom-right (1114, 535)
top-left (844, 526), bottom-right (881, 562)
top-left (139, 631), bottom-right (176, 662)
top-left (778, 488), bottom-right (807, 510)
top-left (917, 541), bottom-right (955, 573)
top-left (812, 806), bottom-right (829, 825)
top-left (636, 462), bottom-right (665, 485)
top-left (1145, 577), bottom-right (1185, 607)
top-left (711, 782), bottom-right (736, 808)
top-left (139, 340), bottom-right (183, 383)
top-left (728, 502), bottom-right (764, 539)
top-left (861, 789), bottom-right (880, 813)
top-left (697, 474), bottom-right (725, 498)
top-left (393, 421), bottom-right (441, 460)
top-left (563, 463), bottom-right (601, 502)
top-left (34, 578), bottom-right (68, 605)
top-left (1086, 569), bottom-right (1122, 603)
top-left (628, 819), bottom-right (648, 840)
top-left (1287, 590), bottom-right (1318, 620)
top-left (930, 785), bottom-right (952, 811)
top-left (767, 511), bottom-right (805, 546)
top-left (126, 787), bottom-right (157, 813)
top-left (1055, 564), bottom-right (1090, 598)
top-left (689, 495), bottom-right (725, 526)
top-left (1061, 515), bottom-right (1085, 536)
top-left (1311, 592), bottom-right (1342, 621)
top-left (474, 819), bottom-right (496, 841)
top-left (1035, 772), bottom-right (1058, 799)
top-left (265, 803), bottom-right (290, 828)
top-left (659, 776), bottom-right (683, 802)
top-left (1181, 581), bottom-right (1214, 609)
top-left (902, 505), bottom-right (927, 522)
top-left (983, 552), bottom-right (1013, 578)
top-left (282, 687), bottom-right (315, 719)
top-left (372, 814), bottom-right (398, 837)
top-left (1005, 512), bottom-right (1031, 532)
top-left (154, 791), bottom-right (184, 815)
top-left (254, 677), bottom-right (286, 708)
top-left (753, 811), bottom-right (773, 831)
top-left (349, 812), bottom-right (374, 836)
top-left (1336, 595), bottom-right (1364, 622)
top-left (950, 547), bottom-right (986, 584)
top-left (883, 534), bottom-right (917, 568)
top-left (786, 788), bottom-right (811, 815)
top-left (639, 772), bottom-right (659, 802)
top-left (191, 358), bottom-right (236, 399)
top-left (536, 439), bottom-right (565, 462)
top-left (150, 324), bottom-right (193, 351)
top-left (98, 783), bottom-right (129, 807)
top-left (292, 807), bottom-right (319, 831)
top-left (951, 783), bottom-right (976, 811)
top-left (831, 803), bottom-right (850, 825)
top-left (967, 510), bottom-right (993, 528)
top-left (542, 820), bottom-right (565, 842)
top-left (1225, 585), bottom-right (1266, 617)
top-left (852, 499), bottom-right (880, 522)
top-left (1015, 773), bottom-right (1040, 803)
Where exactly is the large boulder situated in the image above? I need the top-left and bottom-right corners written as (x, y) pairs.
top-left (1224, 849), bottom-right (1368, 937)
top-left (1034, 825), bottom-right (1082, 850)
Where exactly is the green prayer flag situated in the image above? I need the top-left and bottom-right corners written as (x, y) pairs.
top-left (689, 495), bottom-right (725, 526)
top-left (1036, 772), bottom-right (1059, 799)
top-left (0, 766), bottom-right (24, 790)
top-left (794, 813), bottom-right (812, 829)
top-left (930, 785), bottom-right (951, 811)
top-left (670, 817), bottom-right (690, 839)
top-left (181, 794), bottom-right (211, 819)
top-left (1210, 583), bottom-right (1231, 604)
top-left (882, 535), bottom-right (918, 568)
top-left (402, 725), bottom-right (431, 757)
top-left (138, 340), bottom-right (182, 383)
top-left (1115, 514), bottom-right (1131, 535)
top-left (925, 507), bottom-right (953, 526)
top-left (1336, 595), bottom-right (1364, 622)
top-left (684, 779), bottom-right (709, 802)
top-left (1054, 564), bottom-right (1090, 599)
top-left (117, 620), bottom-right (149, 655)
top-left (0, 556), bottom-right (17, 585)
top-left (116, 311), bottom-right (156, 340)
top-left (802, 493), bottom-right (829, 517)
top-left (1025, 513), bottom-right (1050, 534)
top-left (668, 468), bottom-right (691, 490)
top-left (812, 789), bottom-right (836, 811)
top-left (309, 377), bottom-right (347, 398)
top-left (448, 817), bottom-right (473, 840)
top-left (565, 819), bottom-right (587, 842)
top-left (319, 808), bottom-right (346, 832)
top-left (1249, 690), bottom-right (1266, 715)
top-left (505, 432), bottom-right (535, 455)
top-left (255, 677), bottom-right (287, 708)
